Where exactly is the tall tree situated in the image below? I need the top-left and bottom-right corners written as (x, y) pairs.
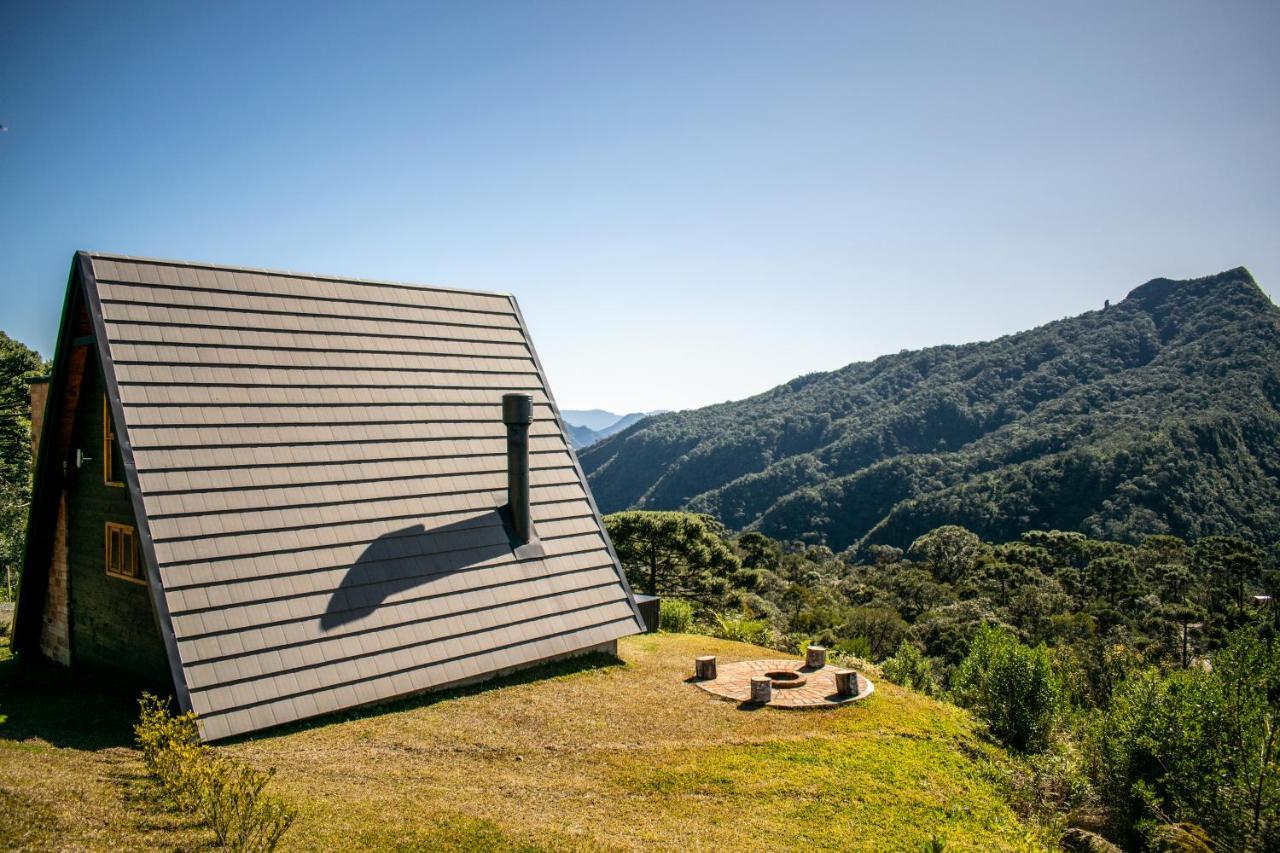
top-left (1195, 536), bottom-right (1266, 617)
top-left (604, 511), bottom-right (740, 599)
top-left (0, 331), bottom-right (47, 600)
top-left (908, 525), bottom-right (986, 584)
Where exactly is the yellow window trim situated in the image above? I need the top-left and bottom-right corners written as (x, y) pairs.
top-left (104, 521), bottom-right (144, 584)
top-left (103, 394), bottom-right (125, 487)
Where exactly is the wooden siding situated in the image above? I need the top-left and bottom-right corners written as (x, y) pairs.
top-left (66, 352), bottom-right (168, 681)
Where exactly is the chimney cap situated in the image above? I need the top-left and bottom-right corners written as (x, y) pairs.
top-left (501, 393), bottom-right (534, 425)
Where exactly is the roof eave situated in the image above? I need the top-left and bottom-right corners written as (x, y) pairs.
top-left (78, 252), bottom-right (194, 712)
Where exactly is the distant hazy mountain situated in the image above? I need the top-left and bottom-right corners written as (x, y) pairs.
top-left (579, 268), bottom-right (1280, 554)
top-left (565, 422), bottom-right (600, 449)
top-left (562, 409), bottom-right (670, 449)
top-left (561, 409), bottom-right (623, 432)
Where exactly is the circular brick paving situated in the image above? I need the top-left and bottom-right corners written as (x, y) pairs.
top-left (693, 658), bottom-right (875, 708)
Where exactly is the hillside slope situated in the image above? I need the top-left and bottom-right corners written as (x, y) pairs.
top-left (579, 269), bottom-right (1280, 553)
top-left (0, 634), bottom-right (1045, 850)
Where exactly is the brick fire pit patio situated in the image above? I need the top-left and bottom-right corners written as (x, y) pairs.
top-left (691, 652), bottom-right (875, 708)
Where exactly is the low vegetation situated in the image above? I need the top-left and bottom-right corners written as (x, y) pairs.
top-left (656, 597), bottom-right (693, 633)
top-left (950, 626), bottom-right (1059, 755)
top-left (135, 694), bottom-right (295, 851)
top-left (0, 632), bottom-right (1047, 850)
top-left (606, 510), bottom-right (1280, 848)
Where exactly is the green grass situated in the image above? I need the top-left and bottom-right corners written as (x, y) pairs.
top-left (0, 632), bottom-right (1048, 850)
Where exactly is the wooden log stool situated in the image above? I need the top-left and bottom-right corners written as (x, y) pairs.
top-left (834, 668), bottom-right (859, 697)
top-left (750, 675), bottom-right (772, 704)
top-left (806, 645), bottom-right (827, 669)
top-left (695, 655), bottom-right (717, 680)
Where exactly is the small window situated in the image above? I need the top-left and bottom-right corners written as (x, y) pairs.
top-left (103, 395), bottom-right (124, 487)
top-left (105, 522), bottom-right (142, 583)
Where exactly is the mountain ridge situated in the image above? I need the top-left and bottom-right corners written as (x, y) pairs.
top-left (562, 409), bottom-right (669, 448)
top-left (579, 268), bottom-right (1280, 554)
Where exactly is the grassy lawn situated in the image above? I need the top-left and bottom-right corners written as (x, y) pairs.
top-left (1, 632), bottom-right (1046, 851)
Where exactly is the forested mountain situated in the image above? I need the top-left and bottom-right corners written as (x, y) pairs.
top-left (580, 269), bottom-right (1280, 556)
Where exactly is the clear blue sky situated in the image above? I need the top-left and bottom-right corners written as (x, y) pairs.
top-left (2, 2), bottom-right (1277, 413)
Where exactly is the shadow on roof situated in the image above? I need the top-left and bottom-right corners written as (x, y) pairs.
top-left (320, 510), bottom-right (515, 631)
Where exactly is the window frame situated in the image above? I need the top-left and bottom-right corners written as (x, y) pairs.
top-left (104, 521), bottom-right (143, 584)
top-left (103, 394), bottom-right (125, 487)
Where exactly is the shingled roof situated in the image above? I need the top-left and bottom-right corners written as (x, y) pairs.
top-left (18, 252), bottom-right (643, 740)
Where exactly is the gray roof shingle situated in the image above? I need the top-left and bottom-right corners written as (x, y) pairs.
top-left (85, 253), bottom-right (641, 740)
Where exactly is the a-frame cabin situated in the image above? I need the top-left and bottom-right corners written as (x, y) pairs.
top-left (14, 252), bottom-right (643, 740)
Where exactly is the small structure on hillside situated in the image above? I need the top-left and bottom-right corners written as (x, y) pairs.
top-left (691, 647), bottom-right (874, 708)
top-left (14, 252), bottom-right (644, 740)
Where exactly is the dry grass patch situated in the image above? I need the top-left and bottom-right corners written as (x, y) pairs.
top-left (1, 633), bottom-right (1047, 850)
top-left (0, 637), bottom-right (208, 850)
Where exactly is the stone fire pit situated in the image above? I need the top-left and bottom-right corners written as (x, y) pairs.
top-left (691, 655), bottom-right (874, 708)
top-left (763, 670), bottom-right (807, 689)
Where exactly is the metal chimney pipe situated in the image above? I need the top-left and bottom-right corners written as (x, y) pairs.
top-left (502, 393), bottom-right (534, 544)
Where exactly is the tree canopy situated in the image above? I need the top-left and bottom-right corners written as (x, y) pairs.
top-left (0, 330), bottom-right (47, 599)
top-left (604, 511), bottom-right (741, 599)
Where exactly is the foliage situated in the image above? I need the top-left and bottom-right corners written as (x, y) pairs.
top-left (1094, 629), bottom-right (1280, 850)
top-left (1061, 827), bottom-right (1124, 851)
top-left (952, 625), bottom-right (1061, 753)
top-left (909, 526), bottom-right (987, 583)
top-left (706, 611), bottom-right (776, 647)
top-left (882, 640), bottom-right (938, 696)
top-left (580, 269), bottom-right (1280, 556)
top-left (0, 331), bottom-right (46, 600)
top-left (604, 511), bottom-right (741, 598)
top-left (658, 597), bottom-right (694, 633)
top-left (135, 693), bottom-right (295, 851)
top-left (839, 606), bottom-right (909, 659)
top-left (670, 516), bottom-right (1280, 848)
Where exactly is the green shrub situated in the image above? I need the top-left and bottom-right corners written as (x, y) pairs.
top-left (833, 636), bottom-right (873, 661)
top-left (707, 611), bottom-right (776, 647)
top-left (882, 640), bottom-right (938, 697)
top-left (951, 625), bottom-right (1060, 753)
top-left (1089, 629), bottom-right (1280, 850)
top-left (658, 598), bottom-right (694, 633)
top-left (136, 693), bottom-right (206, 811)
top-left (202, 756), bottom-right (296, 852)
top-left (135, 693), bottom-right (296, 851)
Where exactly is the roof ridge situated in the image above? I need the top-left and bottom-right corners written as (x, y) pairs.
top-left (83, 250), bottom-right (515, 301)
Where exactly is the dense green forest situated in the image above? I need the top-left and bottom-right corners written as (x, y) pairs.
top-left (582, 269), bottom-right (1280, 559)
top-left (0, 332), bottom-right (45, 600)
top-left (605, 510), bottom-right (1280, 849)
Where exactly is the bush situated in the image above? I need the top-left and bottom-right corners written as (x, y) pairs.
top-left (838, 606), bottom-right (908, 659)
top-left (834, 636), bottom-right (874, 661)
top-left (658, 598), bottom-right (694, 633)
top-left (882, 640), bottom-right (938, 696)
top-left (951, 625), bottom-right (1060, 753)
top-left (135, 693), bottom-right (295, 851)
top-left (1089, 629), bottom-right (1280, 850)
top-left (707, 611), bottom-right (777, 647)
